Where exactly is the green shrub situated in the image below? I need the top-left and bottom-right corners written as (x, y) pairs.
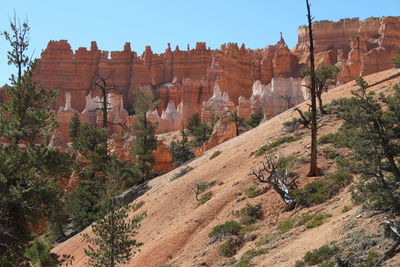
top-left (277, 219), bottom-right (293, 234)
top-left (209, 221), bottom-right (241, 239)
top-left (295, 213), bottom-right (314, 226)
top-left (195, 181), bottom-right (216, 195)
top-left (170, 166), bottom-right (193, 181)
top-left (224, 258), bottom-right (237, 266)
top-left (255, 238), bottom-right (269, 247)
top-left (132, 200), bottom-right (145, 212)
top-left (341, 206), bottom-right (351, 213)
top-left (363, 251), bottom-right (380, 267)
top-left (168, 139), bottom-right (195, 166)
top-left (210, 150), bottom-right (222, 160)
top-left (292, 172), bottom-right (352, 207)
top-left (283, 118), bottom-right (301, 133)
top-left (255, 135), bottom-right (302, 156)
top-left (246, 111), bottom-right (264, 129)
top-left (241, 248), bottom-right (268, 260)
top-left (303, 245), bottom-right (339, 265)
top-left (198, 192), bottom-right (212, 205)
top-left (306, 213), bottom-right (331, 229)
top-left (239, 225), bottom-right (257, 236)
top-left (240, 204), bottom-right (263, 225)
top-left (235, 258), bottom-right (253, 267)
top-left (219, 240), bottom-right (238, 257)
top-left (319, 261), bottom-right (336, 267)
top-left (322, 147), bottom-right (339, 159)
top-left (244, 184), bottom-right (266, 198)
top-left (317, 133), bottom-right (343, 147)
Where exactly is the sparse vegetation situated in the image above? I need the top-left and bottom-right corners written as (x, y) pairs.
top-left (305, 213), bottom-right (331, 229)
top-left (239, 225), bottom-right (257, 236)
top-left (297, 245), bottom-right (339, 266)
top-left (168, 129), bottom-right (194, 166)
top-left (277, 219), bottom-right (294, 234)
top-left (208, 221), bottom-right (241, 239)
top-left (246, 111), bottom-right (264, 129)
top-left (322, 147), bottom-right (339, 159)
top-left (341, 206), bottom-right (351, 213)
top-left (244, 184), bottom-right (267, 198)
top-left (256, 135), bottom-right (302, 156)
top-left (240, 204), bottom-right (263, 225)
top-left (283, 118), bottom-right (301, 133)
top-left (318, 132), bottom-right (343, 147)
top-left (170, 166), bottom-right (193, 181)
top-left (132, 201), bottom-right (145, 212)
top-left (292, 172), bottom-right (352, 207)
top-left (241, 248), bottom-right (268, 260)
top-left (210, 150), bottom-right (222, 160)
top-left (198, 192), bottom-right (212, 205)
top-left (195, 181), bottom-right (216, 201)
top-left (219, 240), bottom-right (240, 257)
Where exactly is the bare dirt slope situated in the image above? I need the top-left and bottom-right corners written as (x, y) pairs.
top-left (53, 68), bottom-right (400, 267)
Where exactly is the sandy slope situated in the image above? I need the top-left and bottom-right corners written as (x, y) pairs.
top-left (53, 68), bottom-right (400, 267)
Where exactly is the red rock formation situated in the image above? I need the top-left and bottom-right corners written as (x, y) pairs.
top-left (195, 112), bottom-right (237, 156)
top-left (294, 17), bottom-right (400, 82)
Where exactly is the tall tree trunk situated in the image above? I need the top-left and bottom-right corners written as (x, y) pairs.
top-left (306, 0), bottom-right (319, 176)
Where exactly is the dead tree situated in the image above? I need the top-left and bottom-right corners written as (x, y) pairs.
top-left (94, 72), bottom-right (116, 129)
top-left (305, 0), bottom-right (320, 177)
top-left (375, 219), bottom-right (400, 266)
top-left (251, 153), bottom-right (298, 205)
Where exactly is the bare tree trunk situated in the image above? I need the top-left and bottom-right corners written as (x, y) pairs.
top-left (317, 94), bottom-right (326, 114)
top-left (306, 0), bottom-right (320, 177)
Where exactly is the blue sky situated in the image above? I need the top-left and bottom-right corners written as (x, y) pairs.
top-left (1, 0), bottom-right (399, 85)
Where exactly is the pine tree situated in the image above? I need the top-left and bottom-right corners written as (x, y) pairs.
top-left (338, 79), bottom-right (400, 213)
top-left (302, 65), bottom-right (340, 114)
top-left (246, 110), bottom-right (263, 129)
top-left (68, 112), bottom-right (81, 141)
top-left (83, 158), bottom-right (145, 267)
top-left (169, 128), bottom-right (195, 166)
top-left (66, 123), bottom-right (109, 229)
top-left (131, 86), bottom-right (158, 183)
top-left (0, 14), bottom-right (72, 265)
top-left (187, 113), bottom-right (213, 148)
top-left (229, 109), bottom-right (244, 136)
top-left (24, 238), bottom-right (60, 267)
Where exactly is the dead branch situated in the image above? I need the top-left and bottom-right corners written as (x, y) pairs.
top-left (294, 107), bottom-right (310, 128)
top-left (251, 153), bottom-right (298, 205)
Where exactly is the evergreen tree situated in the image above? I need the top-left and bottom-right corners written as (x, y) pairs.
top-left (229, 109), bottom-right (244, 136)
top-left (0, 14), bottom-right (72, 265)
top-left (68, 112), bottom-right (81, 141)
top-left (24, 238), bottom-right (60, 267)
top-left (302, 65), bottom-right (340, 114)
top-left (83, 158), bottom-right (145, 267)
top-left (187, 113), bottom-right (213, 148)
top-left (131, 86), bottom-right (158, 182)
top-left (246, 110), bottom-right (263, 129)
top-left (66, 123), bottom-right (109, 229)
top-left (338, 79), bottom-right (400, 213)
top-left (169, 128), bottom-right (195, 166)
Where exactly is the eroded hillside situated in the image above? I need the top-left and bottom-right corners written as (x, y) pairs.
top-left (53, 68), bottom-right (400, 267)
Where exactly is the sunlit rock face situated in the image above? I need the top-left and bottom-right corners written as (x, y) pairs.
top-left (32, 16), bottom-right (400, 149)
top-left (294, 16), bottom-right (400, 83)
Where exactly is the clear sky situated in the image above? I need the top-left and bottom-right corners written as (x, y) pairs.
top-left (1, 0), bottom-right (399, 85)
